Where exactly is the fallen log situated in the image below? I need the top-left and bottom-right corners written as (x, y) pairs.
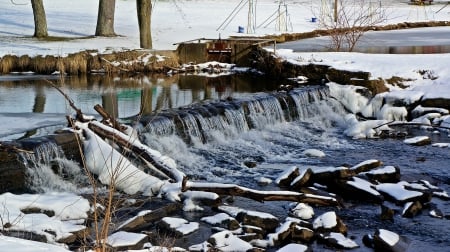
top-left (87, 121), bottom-right (185, 182)
top-left (183, 181), bottom-right (340, 207)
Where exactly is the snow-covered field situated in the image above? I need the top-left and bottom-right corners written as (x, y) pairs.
top-left (1, 0), bottom-right (450, 251)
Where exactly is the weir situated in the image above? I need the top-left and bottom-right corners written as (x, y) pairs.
top-left (137, 85), bottom-right (330, 144)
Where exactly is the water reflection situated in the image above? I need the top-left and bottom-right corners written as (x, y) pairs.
top-left (361, 44), bottom-right (450, 54)
top-left (0, 73), bottom-right (278, 120)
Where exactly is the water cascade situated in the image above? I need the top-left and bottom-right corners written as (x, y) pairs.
top-left (138, 85), bottom-right (333, 144)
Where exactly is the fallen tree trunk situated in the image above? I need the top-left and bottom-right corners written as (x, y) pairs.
top-left (183, 181), bottom-right (341, 207)
top-left (87, 121), bottom-right (185, 182)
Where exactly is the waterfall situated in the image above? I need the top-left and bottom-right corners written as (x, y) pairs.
top-left (19, 142), bottom-right (87, 193)
top-left (139, 86), bottom-right (336, 144)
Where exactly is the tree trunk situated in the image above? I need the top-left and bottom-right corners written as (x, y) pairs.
top-left (136, 0), bottom-right (152, 49)
top-left (95, 0), bottom-right (116, 36)
top-left (31, 0), bottom-right (48, 38)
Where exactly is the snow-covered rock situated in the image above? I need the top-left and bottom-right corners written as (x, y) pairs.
top-left (158, 217), bottom-right (199, 237)
top-left (403, 136), bottom-right (431, 146)
top-left (289, 203), bottom-right (314, 220)
top-left (208, 230), bottom-right (253, 252)
top-left (373, 229), bottom-right (411, 252)
top-left (313, 211), bottom-right (347, 235)
top-left (318, 232), bottom-right (359, 249)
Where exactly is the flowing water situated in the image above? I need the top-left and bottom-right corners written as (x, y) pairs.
top-left (0, 73), bottom-right (449, 251)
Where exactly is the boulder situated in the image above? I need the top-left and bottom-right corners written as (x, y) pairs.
top-left (208, 230), bottom-right (254, 251)
top-left (312, 211), bottom-right (347, 235)
top-left (157, 217), bottom-right (199, 237)
top-left (363, 165), bottom-right (401, 183)
top-left (236, 210), bottom-right (279, 232)
top-left (275, 166), bottom-right (300, 188)
top-left (310, 166), bottom-right (354, 185)
top-left (350, 159), bottom-right (383, 174)
top-left (318, 232), bottom-right (359, 249)
top-left (106, 231), bottom-right (148, 251)
top-left (401, 201), bottom-right (422, 218)
top-left (291, 225), bottom-right (315, 243)
top-left (289, 168), bottom-right (313, 190)
top-left (201, 213), bottom-right (240, 230)
top-left (331, 177), bottom-right (384, 203)
top-left (403, 136), bottom-right (431, 146)
top-left (380, 204), bottom-right (395, 221)
top-left (373, 229), bottom-right (411, 252)
top-left (289, 203), bottom-right (314, 220)
top-left (375, 181), bottom-right (431, 204)
top-left (276, 243), bottom-right (309, 252)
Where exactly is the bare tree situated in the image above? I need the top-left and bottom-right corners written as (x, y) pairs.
top-left (318, 0), bottom-right (388, 52)
top-left (136, 0), bottom-right (152, 49)
top-left (96, 0), bottom-right (116, 36)
top-left (31, 0), bottom-right (48, 38)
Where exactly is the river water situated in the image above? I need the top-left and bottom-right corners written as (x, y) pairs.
top-left (0, 73), bottom-right (449, 251)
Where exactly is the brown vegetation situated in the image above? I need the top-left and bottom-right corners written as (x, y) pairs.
top-left (0, 49), bottom-right (179, 75)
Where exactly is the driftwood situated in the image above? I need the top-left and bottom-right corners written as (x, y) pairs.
top-left (182, 181), bottom-right (341, 207)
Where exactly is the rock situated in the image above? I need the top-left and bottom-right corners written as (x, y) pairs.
top-left (403, 136), bottom-right (431, 146)
top-left (411, 105), bottom-right (449, 119)
top-left (256, 177), bottom-right (272, 186)
top-left (267, 221), bottom-right (297, 246)
top-left (318, 232), bottom-right (359, 249)
top-left (276, 166), bottom-right (300, 188)
top-left (350, 159), bottom-right (383, 174)
top-left (106, 231), bottom-right (148, 251)
top-left (310, 166), bottom-right (354, 185)
top-left (241, 225), bottom-right (265, 236)
top-left (331, 177), bottom-right (384, 203)
top-left (289, 168), bottom-right (313, 190)
top-left (189, 241), bottom-right (212, 252)
top-left (201, 213), bottom-right (240, 230)
top-left (428, 204), bottom-right (445, 219)
top-left (375, 181), bottom-right (431, 204)
top-left (312, 211), bottom-right (347, 235)
top-left (362, 234), bottom-right (374, 248)
top-left (291, 225), bottom-right (315, 243)
top-left (380, 204), bottom-right (395, 221)
top-left (363, 165), bottom-right (401, 183)
top-left (157, 217), bottom-right (199, 237)
top-left (243, 160), bottom-right (257, 168)
top-left (402, 201), bottom-right (422, 218)
top-left (276, 243), bottom-right (309, 252)
top-left (373, 229), bottom-right (411, 252)
top-left (302, 149), bottom-right (325, 158)
top-left (117, 202), bottom-right (182, 232)
top-left (208, 230), bottom-right (254, 251)
top-left (236, 210), bottom-right (279, 232)
top-left (420, 97), bottom-right (450, 111)
top-left (289, 203), bottom-right (314, 220)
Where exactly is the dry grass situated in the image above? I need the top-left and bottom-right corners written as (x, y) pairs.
top-left (0, 55), bottom-right (17, 74)
top-left (0, 49), bottom-right (180, 75)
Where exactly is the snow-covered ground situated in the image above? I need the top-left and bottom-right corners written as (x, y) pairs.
top-left (1, 0), bottom-right (450, 250)
top-left (1, 0), bottom-right (450, 54)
